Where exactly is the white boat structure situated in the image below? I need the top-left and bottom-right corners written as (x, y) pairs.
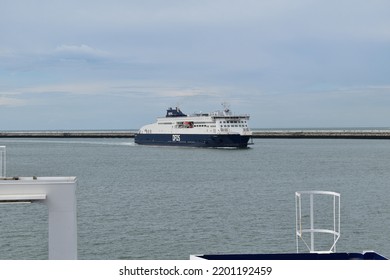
top-left (191, 191), bottom-right (387, 260)
top-left (135, 104), bottom-right (252, 148)
top-left (0, 146), bottom-right (77, 260)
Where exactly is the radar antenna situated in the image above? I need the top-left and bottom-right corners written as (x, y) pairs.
top-left (221, 102), bottom-right (231, 116)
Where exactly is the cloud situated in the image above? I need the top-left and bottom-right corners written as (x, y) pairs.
top-left (0, 97), bottom-right (26, 107)
top-left (1, 1), bottom-right (390, 129)
top-left (0, 45), bottom-right (110, 72)
top-left (53, 44), bottom-right (110, 62)
top-left (0, 48), bottom-right (13, 57)
top-left (5, 82), bottom-right (111, 96)
top-left (1, 81), bottom-right (223, 97)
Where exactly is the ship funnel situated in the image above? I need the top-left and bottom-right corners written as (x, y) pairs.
top-left (295, 191), bottom-right (340, 253)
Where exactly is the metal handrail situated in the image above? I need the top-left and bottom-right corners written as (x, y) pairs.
top-left (295, 191), bottom-right (341, 253)
top-left (0, 146), bottom-right (5, 177)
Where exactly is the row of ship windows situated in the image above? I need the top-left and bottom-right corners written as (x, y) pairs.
top-left (221, 125), bottom-right (248, 128)
top-left (220, 120), bottom-right (247, 124)
top-left (161, 123), bottom-right (249, 128)
top-left (161, 121), bottom-right (247, 124)
top-left (194, 125), bottom-right (209, 127)
top-left (175, 124), bottom-right (247, 128)
top-left (177, 124), bottom-right (216, 128)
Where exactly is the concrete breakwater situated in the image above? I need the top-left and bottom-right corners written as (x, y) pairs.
top-left (0, 130), bottom-right (136, 138)
top-left (251, 130), bottom-right (390, 139)
top-left (1, 129), bottom-right (390, 139)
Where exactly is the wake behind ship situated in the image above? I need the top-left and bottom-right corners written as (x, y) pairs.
top-left (134, 105), bottom-right (252, 148)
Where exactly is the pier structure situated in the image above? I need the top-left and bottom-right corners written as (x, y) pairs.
top-left (0, 130), bottom-right (135, 138)
top-left (251, 129), bottom-right (390, 139)
top-left (0, 177), bottom-right (78, 260)
top-left (1, 129), bottom-right (390, 139)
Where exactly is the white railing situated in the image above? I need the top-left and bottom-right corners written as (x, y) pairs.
top-left (0, 146), bottom-right (5, 177)
top-left (295, 191), bottom-right (341, 253)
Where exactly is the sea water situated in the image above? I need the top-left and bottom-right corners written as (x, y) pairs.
top-left (0, 138), bottom-right (389, 259)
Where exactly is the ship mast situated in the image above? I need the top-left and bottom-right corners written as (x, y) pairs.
top-left (221, 102), bottom-right (231, 116)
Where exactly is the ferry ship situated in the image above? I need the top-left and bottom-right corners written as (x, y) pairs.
top-left (134, 105), bottom-right (252, 148)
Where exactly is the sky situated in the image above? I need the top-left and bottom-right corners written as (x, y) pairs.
top-left (1, 0), bottom-right (390, 129)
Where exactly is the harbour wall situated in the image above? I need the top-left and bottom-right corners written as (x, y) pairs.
top-left (1, 130), bottom-right (390, 139)
top-left (251, 130), bottom-right (390, 139)
top-left (0, 131), bottom-right (134, 138)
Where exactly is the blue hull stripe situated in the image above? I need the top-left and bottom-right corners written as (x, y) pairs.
top-left (134, 134), bottom-right (250, 148)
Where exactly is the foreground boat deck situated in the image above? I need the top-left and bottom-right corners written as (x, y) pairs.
top-left (191, 251), bottom-right (388, 260)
